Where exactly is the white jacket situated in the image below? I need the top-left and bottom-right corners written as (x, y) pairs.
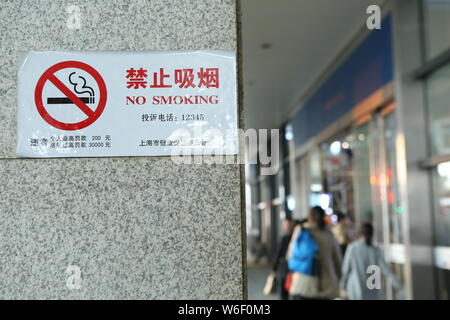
top-left (340, 238), bottom-right (401, 300)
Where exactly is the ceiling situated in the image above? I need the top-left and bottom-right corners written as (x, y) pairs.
top-left (241, 0), bottom-right (384, 129)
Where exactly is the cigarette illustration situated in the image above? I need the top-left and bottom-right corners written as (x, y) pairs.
top-left (47, 97), bottom-right (95, 104)
top-left (47, 72), bottom-right (95, 104)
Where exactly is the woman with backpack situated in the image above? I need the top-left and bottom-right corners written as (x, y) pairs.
top-left (287, 206), bottom-right (342, 300)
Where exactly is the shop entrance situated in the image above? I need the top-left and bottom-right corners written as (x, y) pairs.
top-left (353, 102), bottom-right (405, 299)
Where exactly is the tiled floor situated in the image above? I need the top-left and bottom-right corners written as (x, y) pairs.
top-left (247, 265), bottom-right (279, 300)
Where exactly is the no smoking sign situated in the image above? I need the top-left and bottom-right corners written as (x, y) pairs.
top-left (17, 51), bottom-right (237, 158)
top-left (34, 61), bottom-right (107, 130)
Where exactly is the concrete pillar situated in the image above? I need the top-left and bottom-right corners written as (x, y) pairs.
top-left (0, 0), bottom-right (245, 299)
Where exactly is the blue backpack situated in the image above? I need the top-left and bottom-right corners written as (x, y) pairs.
top-left (288, 228), bottom-right (320, 276)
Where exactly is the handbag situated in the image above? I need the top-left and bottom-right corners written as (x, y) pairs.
top-left (284, 272), bottom-right (293, 292)
top-left (263, 272), bottom-right (277, 296)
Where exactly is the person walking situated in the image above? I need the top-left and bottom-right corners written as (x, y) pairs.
top-left (340, 222), bottom-right (402, 300)
top-left (270, 217), bottom-right (295, 300)
top-left (331, 212), bottom-right (351, 256)
top-left (287, 206), bottom-right (342, 300)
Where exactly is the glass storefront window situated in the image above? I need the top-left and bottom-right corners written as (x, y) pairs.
top-left (369, 118), bottom-right (386, 245)
top-left (294, 156), bottom-right (309, 219)
top-left (426, 62), bottom-right (450, 156)
top-left (426, 61), bottom-right (450, 247)
top-left (433, 161), bottom-right (450, 246)
top-left (436, 268), bottom-right (450, 299)
top-left (320, 132), bottom-right (355, 222)
top-left (424, 0), bottom-right (450, 59)
top-left (352, 123), bottom-right (373, 224)
top-left (384, 112), bottom-right (403, 244)
top-left (308, 148), bottom-right (323, 206)
top-left (424, 2), bottom-right (450, 298)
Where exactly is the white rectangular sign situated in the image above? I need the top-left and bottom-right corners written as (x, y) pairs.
top-left (16, 51), bottom-right (238, 157)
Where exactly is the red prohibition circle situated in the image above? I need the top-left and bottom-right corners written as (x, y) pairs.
top-left (34, 61), bottom-right (107, 131)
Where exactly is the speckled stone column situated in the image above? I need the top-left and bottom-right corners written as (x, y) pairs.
top-left (0, 0), bottom-right (244, 299)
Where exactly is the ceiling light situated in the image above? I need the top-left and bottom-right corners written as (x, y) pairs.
top-left (285, 124), bottom-right (293, 141)
top-left (330, 141), bottom-right (341, 155)
top-left (287, 195), bottom-right (296, 211)
top-left (437, 162), bottom-right (450, 178)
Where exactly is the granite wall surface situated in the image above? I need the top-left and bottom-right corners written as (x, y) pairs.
top-left (0, 0), bottom-right (244, 299)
